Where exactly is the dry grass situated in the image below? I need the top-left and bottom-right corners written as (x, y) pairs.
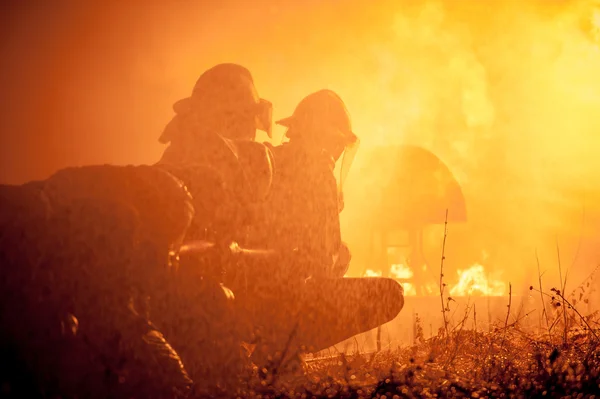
top-left (216, 281), bottom-right (600, 399)
top-left (223, 319), bottom-right (600, 399)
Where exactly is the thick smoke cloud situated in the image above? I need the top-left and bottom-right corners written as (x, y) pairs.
top-left (343, 0), bottom-right (600, 298)
top-left (2, 0), bottom-right (600, 299)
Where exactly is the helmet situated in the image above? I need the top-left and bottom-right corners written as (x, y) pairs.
top-left (276, 89), bottom-right (357, 147)
top-left (277, 90), bottom-right (360, 204)
top-left (170, 63), bottom-right (272, 139)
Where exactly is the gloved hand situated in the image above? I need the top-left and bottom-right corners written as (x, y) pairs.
top-left (332, 241), bottom-right (351, 278)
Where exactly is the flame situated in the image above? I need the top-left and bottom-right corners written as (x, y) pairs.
top-left (390, 264), bottom-right (416, 296)
top-left (401, 282), bottom-right (417, 296)
top-left (364, 269), bottom-right (382, 277)
top-left (366, 262), bottom-right (506, 297)
top-left (390, 263), bottom-right (413, 279)
top-left (449, 263), bottom-right (506, 297)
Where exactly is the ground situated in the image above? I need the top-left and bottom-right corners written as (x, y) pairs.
top-left (214, 296), bottom-right (600, 399)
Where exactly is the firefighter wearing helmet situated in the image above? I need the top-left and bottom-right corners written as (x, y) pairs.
top-left (259, 89), bottom-right (359, 278)
top-left (159, 62), bottom-right (272, 147)
top-left (153, 64), bottom-right (278, 392)
top-left (156, 63), bottom-right (276, 245)
top-left (237, 90), bottom-right (404, 376)
top-left (235, 90), bottom-right (373, 372)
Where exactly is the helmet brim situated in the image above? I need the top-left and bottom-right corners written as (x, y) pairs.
top-left (275, 116), bottom-right (294, 128)
top-left (276, 115), bottom-right (358, 145)
top-left (173, 97), bottom-right (192, 115)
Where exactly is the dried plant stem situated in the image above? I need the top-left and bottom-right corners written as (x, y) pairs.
top-left (558, 294), bottom-right (599, 342)
top-left (449, 299), bottom-right (471, 334)
top-left (556, 240), bottom-right (568, 345)
top-left (270, 322), bottom-right (299, 384)
top-left (439, 209), bottom-right (449, 336)
top-left (412, 309), bottom-right (417, 345)
top-left (498, 310), bottom-right (536, 331)
top-left (569, 264), bottom-right (600, 300)
top-left (531, 287), bottom-right (599, 342)
top-left (444, 304), bottom-right (472, 369)
top-left (536, 250), bottom-right (550, 334)
top-left (500, 283), bottom-right (512, 351)
top-left (474, 303), bottom-right (477, 332)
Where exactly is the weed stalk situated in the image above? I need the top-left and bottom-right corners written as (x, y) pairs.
top-left (439, 209), bottom-right (449, 337)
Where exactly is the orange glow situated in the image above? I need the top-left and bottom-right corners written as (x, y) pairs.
top-left (363, 269), bottom-right (382, 278)
top-left (390, 264), bottom-right (413, 280)
top-left (449, 264), bottom-right (506, 297)
top-left (4, 1), bottom-right (600, 298)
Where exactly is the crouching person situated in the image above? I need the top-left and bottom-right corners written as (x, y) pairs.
top-left (244, 90), bottom-right (404, 370)
top-left (154, 63), bottom-right (276, 394)
top-left (0, 165), bottom-right (197, 399)
top-left (0, 182), bottom-right (57, 398)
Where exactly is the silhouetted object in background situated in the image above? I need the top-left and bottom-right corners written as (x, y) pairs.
top-left (359, 145), bottom-right (467, 295)
top-left (241, 90), bottom-right (404, 371)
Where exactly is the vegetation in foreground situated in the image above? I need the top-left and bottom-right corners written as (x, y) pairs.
top-left (219, 265), bottom-right (600, 399)
top-left (227, 304), bottom-right (599, 398)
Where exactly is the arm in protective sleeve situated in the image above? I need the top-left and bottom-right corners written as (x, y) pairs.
top-left (297, 167), bottom-right (343, 278)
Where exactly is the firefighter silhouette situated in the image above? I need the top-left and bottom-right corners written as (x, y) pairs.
top-left (0, 64), bottom-right (275, 398)
top-left (154, 63), bottom-right (277, 394)
top-left (0, 166), bottom-right (195, 399)
top-left (156, 63), bottom-right (274, 247)
top-left (252, 89), bottom-right (359, 276)
top-left (241, 90), bottom-right (404, 372)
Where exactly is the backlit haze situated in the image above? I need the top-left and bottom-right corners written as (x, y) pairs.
top-left (3, 0), bottom-right (600, 300)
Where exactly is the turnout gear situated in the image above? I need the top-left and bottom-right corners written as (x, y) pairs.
top-left (156, 63), bottom-right (275, 246)
top-left (0, 165), bottom-right (209, 398)
top-left (154, 64), bottom-right (277, 393)
top-left (276, 89), bottom-right (359, 205)
top-left (239, 90), bottom-right (400, 371)
top-left (252, 89), bottom-right (360, 274)
top-left (277, 89), bottom-right (356, 147)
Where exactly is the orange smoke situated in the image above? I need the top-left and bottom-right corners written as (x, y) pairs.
top-left (4, 1), bottom-right (600, 299)
top-left (341, 0), bottom-right (600, 297)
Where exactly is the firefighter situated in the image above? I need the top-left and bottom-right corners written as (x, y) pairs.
top-left (248, 89), bottom-right (359, 279)
top-left (156, 63), bottom-right (275, 247)
top-left (0, 64), bottom-right (275, 397)
top-left (0, 166), bottom-right (195, 399)
top-left (243, 90), bottom-right (405, 372)
top-left (154, 63), bottom-right (277, 393)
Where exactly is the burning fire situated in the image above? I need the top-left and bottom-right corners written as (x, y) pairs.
top-left (449, 263), bottom-right (506, 297)
top-left (363, 264), bottom-right (421, 296)
top-left (390, 263), bottom-right (413, 279)
top-left (389, 264), bottom-right (418, 296)
top-left (364, 269), bottom-right (382, 277)
top-left (364, 262), bottom-right (505, 297)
